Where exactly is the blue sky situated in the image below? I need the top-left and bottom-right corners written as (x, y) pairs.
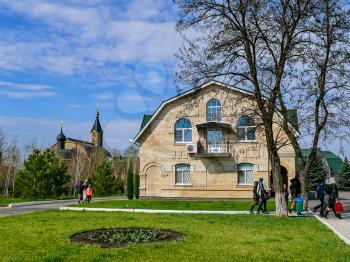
top-left (0, 0), bottom-right (180, 152)
top-left (0, 0), bottom-right (347, 158)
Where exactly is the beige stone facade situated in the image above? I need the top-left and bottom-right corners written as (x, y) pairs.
top-left (134, 82), bottom-right (297, 199)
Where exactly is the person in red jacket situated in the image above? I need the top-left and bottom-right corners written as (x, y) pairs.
top-left (86, 185), bottom-right (93, 203)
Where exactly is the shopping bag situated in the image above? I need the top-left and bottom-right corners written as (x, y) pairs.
top-left (334, 201), bottom-right (344, 215)
top-left (291, 200), bottom-right (295, 210)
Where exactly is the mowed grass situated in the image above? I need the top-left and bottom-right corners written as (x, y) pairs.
top-left (71, 199), bottom-right (277, 211)
top-left (0, 197), bottom-right (29, 207)
top-left (0, 196), bottom-right (77, 207)
top-left (0, 210), bottom-right (349, 261)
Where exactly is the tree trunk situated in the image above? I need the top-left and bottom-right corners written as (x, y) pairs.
top-left (12, 171), bottom-right (16, 197)
top-left (270, 153), bottom-right (288, 216)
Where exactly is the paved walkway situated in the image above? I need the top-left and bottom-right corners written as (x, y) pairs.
top-left (0, 197), bottom-right (125, 217)
top-left (309, 191), bottom-right (350, 245)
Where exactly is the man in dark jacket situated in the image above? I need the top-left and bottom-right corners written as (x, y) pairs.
top-left (312, 181), bottom-right (325, 216)
top-left (289, 174), bottom-right (301, 213)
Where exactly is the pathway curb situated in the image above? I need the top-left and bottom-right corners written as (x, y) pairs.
top-left (314, 215), bottom-right (350, 246)
top-left (8, 197), bottom-right (125, 208)
top-left (60, 207), bottom-right (251, 215)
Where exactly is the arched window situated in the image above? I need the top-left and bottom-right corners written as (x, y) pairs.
top-left (206, 98), bottom-right (221, 122)
top-left (175, 118), bottom-right (192, 143)
top-left (237, 163), bottom-right (254, 184)
top-left (175, 163), bottom-right (191, 185)
top-left (237, 116), bottom-right (256, 141)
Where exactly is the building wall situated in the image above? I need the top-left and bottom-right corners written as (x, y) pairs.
top-left (137, 83), bottom-right (296, 198)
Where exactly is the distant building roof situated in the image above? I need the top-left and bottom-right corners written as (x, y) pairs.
top-left (295, 148), bottom-right (343, 174)
top-left (140, 114), bottom-right (153, 130)
top-left (67, 137), bottom-right (95, 146)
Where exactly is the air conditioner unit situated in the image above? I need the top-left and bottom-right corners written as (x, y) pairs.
top-left (186, 143), bottom-right (198, 154)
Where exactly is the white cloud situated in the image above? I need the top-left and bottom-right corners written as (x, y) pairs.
top-left (0, 80), bottom-right (57, 99)
top-left (0, 90), bottom-right (56, 99)
top-left (0, 0), bottom-right (181, 83)
top-left (67, 104), bottom-right (84, 109)
top-left (103, 119), bottom-right (140, 150)
top-left (0, 81), bottom-right (51, 91)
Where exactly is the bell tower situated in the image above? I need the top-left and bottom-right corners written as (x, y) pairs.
top-left (90, 106), bottom-right (103, 147)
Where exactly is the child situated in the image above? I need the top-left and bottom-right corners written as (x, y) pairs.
top-left (86, 185), bottom-right (93, 203)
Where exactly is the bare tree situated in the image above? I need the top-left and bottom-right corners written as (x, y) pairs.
top-left (70, 144), bottom-right (88, 196)
top-left (3, 138), bottom-right (21, 197)
top-left (277, 0), bottom-right (350, 208)
top-left (0, 128), bottom-right (6, 163)
top-left (175, 0), bottom-right (313, 216)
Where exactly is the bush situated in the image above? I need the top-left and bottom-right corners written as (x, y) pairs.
top-left (135, 174), bottom-right (140, 199)
top-left (126, 164), bottom-right (134, 199)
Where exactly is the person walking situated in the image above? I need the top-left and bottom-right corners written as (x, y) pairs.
top-left (82, 179), bottom-right (89, 203)
top-left (78, 181), bottom-right (84, 204)
top-left (86, 184), bottom-right (93, 203)
top-left (257, 178), bottom-right (267, 214)
top-left (313, 181), bottom-right (325, 217)
top-left (283, 184), bottom-right (289, 208)
top-left (324, 177), bottom-right (341, 219)
top-left (289, 174), bottom-right (301, 214)
top-left (250, 181), bottom-right (259, 214)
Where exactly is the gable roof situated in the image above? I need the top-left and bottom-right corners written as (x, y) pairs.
top-left (133, 81), bottom-right (300, 143)
top-left (295, 148), bottom-right (343, 174)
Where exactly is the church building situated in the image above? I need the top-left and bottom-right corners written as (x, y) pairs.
top-left (51, 109), bottom-right (110, 160)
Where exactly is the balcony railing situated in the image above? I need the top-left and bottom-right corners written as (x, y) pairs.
top-left (196, 140), bottom-right (232, 157)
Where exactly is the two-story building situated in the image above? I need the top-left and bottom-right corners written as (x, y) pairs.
top-left (132, 81), bottom-right (299, 198)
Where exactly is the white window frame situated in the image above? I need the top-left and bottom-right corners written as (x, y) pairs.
top-left (206, 99), bottom-right (222, 122)
top-left (237, 163), bottom-right (254, 185)
top-left (174, 118), bottom-right (192, 143)
top-left (237, 116), bottom-right (256, 142)
top-left (175, 164), bottom-right (191, 185)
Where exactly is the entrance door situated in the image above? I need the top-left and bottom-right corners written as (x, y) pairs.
top-left (207, 129), bottom-right (223, 153)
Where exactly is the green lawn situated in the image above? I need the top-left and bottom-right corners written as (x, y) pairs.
top-left (0, 196), bottom-right (77, 207)
top-left (71, 199), bottom-right (277, 211)
top-left (0, 197), bottom-right (30, 207)
top-left (0, 210), bottom-right (349, 261)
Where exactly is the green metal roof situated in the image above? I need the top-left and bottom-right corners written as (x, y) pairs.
top-left (295, 148), bottom-right (343, 174)
top-left (321, 150), bottom-right (344, 174)
top-left (286, 109), bottom-right (299, 131)
top-left (140, 115), bottom-right (153, 130)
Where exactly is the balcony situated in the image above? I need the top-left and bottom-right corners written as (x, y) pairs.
top-left (195, 140), bottom-right (232, 158)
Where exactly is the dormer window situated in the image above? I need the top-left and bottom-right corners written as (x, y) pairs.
top-left (206, 98), bottom-right (221, 122)
top-left (237, 116), bottom-right (256, 141)
top-left (175, 118), bottom-right (192, 143)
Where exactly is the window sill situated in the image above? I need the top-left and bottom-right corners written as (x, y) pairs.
top-left (236, 184), bottom-right (254, 187)
top-left (174, 142), bottom-right (192, 146)
top-left (174, 184), bottom-right (193, 187)
top-left (236, 140), bottom-right (258, 143)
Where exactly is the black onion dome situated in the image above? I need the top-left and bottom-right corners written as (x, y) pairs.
top-left (56, 127), bottom-right (67, 142)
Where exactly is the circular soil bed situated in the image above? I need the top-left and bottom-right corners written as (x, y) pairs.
top-left (71, 228), bottom-right (183, 248)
